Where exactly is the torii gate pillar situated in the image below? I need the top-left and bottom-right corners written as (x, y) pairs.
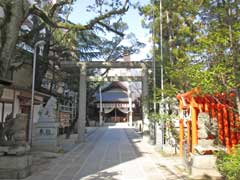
top-left (142, 64), bottom-right (150, 141)
top-left (77, 63), bottom-right (87, 143)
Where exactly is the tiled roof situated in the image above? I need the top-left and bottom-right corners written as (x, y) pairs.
top-left (102, 82), bottom-right (127, 92)
top-left (95, 91), bottom-right (128, 102)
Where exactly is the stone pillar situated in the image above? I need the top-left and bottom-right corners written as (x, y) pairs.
top-left (128, 109), bottom-right (133, 126)
top-left (99, 87), bottom-right (103, 126)
top-left (99, 112), bottom-right (103, 126)
top-left (77, 63), bottom-right (87, 143)
top-left (128, 90), bottom-right (133, 127)
top-left (142, 65), bottom-right (149, 141)
top-left (156, 102), bottom-right (165, 149)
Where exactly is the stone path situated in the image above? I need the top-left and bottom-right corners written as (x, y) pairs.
top-left (23, 125), bottom-right (187, 180)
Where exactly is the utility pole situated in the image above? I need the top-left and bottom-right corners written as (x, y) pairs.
top-left (29, 40), bottom-right (46, 145)
top-left (152, 1), bottom-right (157, 145)
top-left (160, 0), bottom-right (164, 99)
top-left (159, 0), bottom-right (164, 150)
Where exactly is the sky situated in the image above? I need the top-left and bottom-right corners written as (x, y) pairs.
top-left (68, 0), bottom-right (151, 61)
top-left (68, 0), bottom-right (151, 95)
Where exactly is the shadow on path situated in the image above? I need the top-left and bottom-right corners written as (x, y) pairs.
top-left (25, 125), bottom-right (186, 180)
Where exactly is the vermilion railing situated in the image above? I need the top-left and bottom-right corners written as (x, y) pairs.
top-left (177, 88), bottom-right (239, 156)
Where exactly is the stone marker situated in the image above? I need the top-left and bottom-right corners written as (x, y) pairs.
top-left (33, 96), bottom-right (60, 152)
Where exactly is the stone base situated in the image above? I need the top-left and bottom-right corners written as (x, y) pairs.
top-left (33, 134), bottom-right (60, 152)
top-left (0, 145), bottom-right (30, 156)
top-left (142, 130), bottom-right (151, 143)
top-left (0, 155), bottom-right (32, 179)
top-left (33, 121), bottom-right (60, 152)
top-left (159, 144), bottom-right (178, 155)
top-left (190, 155), bottom-right (222, 179)
top-left (32, 142), bottom-right (62, 153)
top-left (75, 132), bottom-right (86, 144)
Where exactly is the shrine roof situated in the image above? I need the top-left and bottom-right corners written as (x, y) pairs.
top-left (95, 91), bottom-right (129, 102)
top-left (101, 82), bottom-right (127, 92)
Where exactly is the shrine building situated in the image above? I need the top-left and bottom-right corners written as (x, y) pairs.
top-left (95, 82), bottom-right (137, 123)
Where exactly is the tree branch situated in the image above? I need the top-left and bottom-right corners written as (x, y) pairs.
top-left (30, 0), bottom-right (129, 36)
top-left (49, 0), bottom-right (73, 17)
top-left (20, 23), bottom-right (45, 41)
top-left (98, 21), bottom-right (124, 36)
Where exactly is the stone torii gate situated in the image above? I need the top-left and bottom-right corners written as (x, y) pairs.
top-left (61, 61), bottom-right (151, 143)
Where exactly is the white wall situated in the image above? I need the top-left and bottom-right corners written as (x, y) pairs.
top-left (13, 91), bottom-right (20, 118)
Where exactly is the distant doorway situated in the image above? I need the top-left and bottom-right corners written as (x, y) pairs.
top-left (105, 108), bottom-right (127, 123)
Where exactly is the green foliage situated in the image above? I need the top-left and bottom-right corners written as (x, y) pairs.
top-left (156, 84), bottom-right (178, 99)
top-left (216, 146), bottom-right (240, 180)
top-left (140, 0), bottom-right (240, 108)
top-left (149, 112), bottom-right (177, 124)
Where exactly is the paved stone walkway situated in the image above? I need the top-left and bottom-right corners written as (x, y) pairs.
top-left (24, 125), bottom-right (187, 180)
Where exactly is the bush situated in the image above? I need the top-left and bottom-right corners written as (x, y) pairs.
top-left (216, 145), bottom-right (240, 180)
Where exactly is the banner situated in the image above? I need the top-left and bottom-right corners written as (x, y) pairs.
top-left (118, 107), bottom-right (128, 114)
top-left (104, 107), bottom-right (115, 114)
top-left (97, 103), bottom-right (135, 108)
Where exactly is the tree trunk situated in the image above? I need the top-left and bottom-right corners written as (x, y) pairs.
top-left (0, 0), bottom-right (30, 79)
top-left (226, 1), bottom-right (240, 114)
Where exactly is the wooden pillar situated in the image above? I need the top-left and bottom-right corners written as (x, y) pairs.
top-left (236, 114), bottom-right (240, 144)
top-left (211, 103), bottom-right (216, 118)
top-left (223, 105), bottom-right (231, 153)
top-left (179, 118), bottom-right (184, 157)
top-left (229, 108), bottom-right (237, 147)
top-left (204, 102), bottom-right (210, 113)
top-left (191, 107), bottom-right (198, 152)
top-left (77, 63), bottom-right (87, 143)
top-left (217, 104), bottom-right (224, 144)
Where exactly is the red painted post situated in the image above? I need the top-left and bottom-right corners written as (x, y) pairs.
top-left (217, 104), bottom-right (224, 144)
top-left (204, 102), bottom-right (210, 113)
top-left (236, 114), bottom-right (240, 144)
top-left (211, 104), bottom-right (216, 118)
top-left (229, 108), bottom-right (237, 147)
top-left (187, 120), bottom-right (191, 153)
top-left (223, 105), bottom-right (231, 153)
top-left (191, 107), bottom-right (198, 153)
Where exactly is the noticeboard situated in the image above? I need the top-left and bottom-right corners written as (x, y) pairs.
top-left (59, 111), bottom-right (70, 128)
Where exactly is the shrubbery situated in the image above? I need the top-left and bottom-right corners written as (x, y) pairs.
top-left (216, 145), bottom-right (240, 180)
